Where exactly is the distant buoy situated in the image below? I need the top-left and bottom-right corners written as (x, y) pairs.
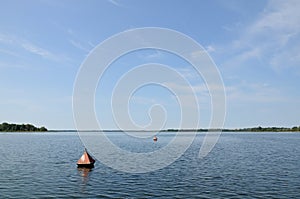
top-left (153, 136), bottom-right (158, 142)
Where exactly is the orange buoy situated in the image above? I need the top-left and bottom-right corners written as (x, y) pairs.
top-left (77, 148), bottom-right (95, 168)
top-left (153, 136), bottom-right (158, 142)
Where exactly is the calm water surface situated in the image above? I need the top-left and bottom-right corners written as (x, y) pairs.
top-left (0, 132), bottom-right (299, 198)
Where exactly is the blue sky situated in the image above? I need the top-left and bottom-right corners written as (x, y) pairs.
top-left (0, 0), bottom-right (300, 129)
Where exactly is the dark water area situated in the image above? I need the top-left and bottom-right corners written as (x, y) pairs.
top-left (0, 132), bottom-right (299, 198)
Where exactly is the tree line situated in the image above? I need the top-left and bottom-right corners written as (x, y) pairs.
top-left (165, 126), bottom-right (300, 132)
top-left (222, 126), bottom-right (300, 132)
top-left (0, 122), bottom-right (48, 132)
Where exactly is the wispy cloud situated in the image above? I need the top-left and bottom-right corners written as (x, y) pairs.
top-left (66, 28), bottom-right (94, 53)
top-left (164, 82), bottom-right (208, 94)
top-left (205, 45), bottom-right (216, 53)
top-left (176, 67), bottom-right (199, 80)
top-left (69, 39), bottom-right (91, 53)
top-left (224, 0), bottom-right (300, 73)
top-left (0, 33), bottom-right (68, 63)
top-left (21, 42), bottom-right (57, 60)
top-left (88, 41), bottom-right (96, 48)
top-left (137, 49), bottom-right (164, 60)
top-left (107, 0), bottom-right (122, 7)
top-left (130, 96), bottom-right (163, 105)
top-left (226, 81), bottom-right (287, 103)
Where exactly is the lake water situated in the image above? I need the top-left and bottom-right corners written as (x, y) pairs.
top-left (0, 132), bottom-right (299, 198)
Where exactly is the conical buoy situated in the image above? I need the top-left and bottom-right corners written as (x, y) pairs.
top-left (77, 148), bottom-right (95, 168)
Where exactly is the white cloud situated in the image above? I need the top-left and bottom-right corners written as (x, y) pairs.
top-left (249, 0), bottom-right (300, 36)
top-left (190, 50), bottom-right (206, 59)
top-left (130, 96), bottom-right (161, 105)
top-left (176, 67), bottom-right (199, 80)
top-left (136, 49), bottom-right (164, 60)
top-left (107, 0), bottom-right (122, 7)
top-left (66, 28), bottom-right (95, 53)
top-left (206, 45), bottom-right (216, 53)
top-left (164, 82), bottom-right (207, 94)
top-left (226, 81), bottom-right (286, 103)
top-left (21, 42), bottom-right (55, 60)
top-left (225, 0), bottom-right (300, 72)
top-left (69, 39), bottom-right (91, 53)
top-left (0, 33), bottom-right (68, 62)
top-left (88, 41), bottom-right (96, 48)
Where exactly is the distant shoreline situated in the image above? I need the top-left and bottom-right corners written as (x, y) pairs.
top-left (1, 122), bottom-right (299, 133)
top-left (49, 126), bottom-right (300, 132)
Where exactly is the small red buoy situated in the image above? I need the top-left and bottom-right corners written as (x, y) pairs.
top-left (153, 136), bottom-right (158, 142)
top-left (77, 148), bottom-right (95, 168)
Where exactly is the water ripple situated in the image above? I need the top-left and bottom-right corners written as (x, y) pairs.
top-left (0, 132), bottom-right (299, 198)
